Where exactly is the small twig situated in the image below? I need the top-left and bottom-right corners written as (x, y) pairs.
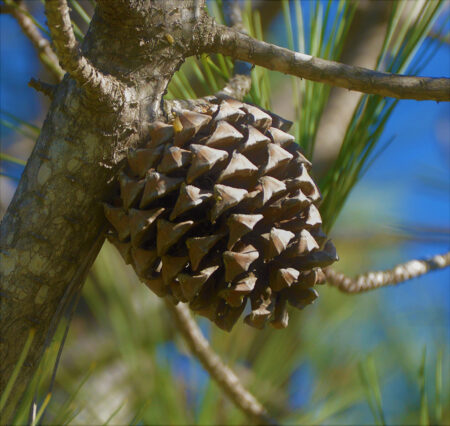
top-left (163, 78), bottom-right (251, 118)
top-left (29, 78), bottom-right (56, 99)
top-left (205, 24), bottom-right (450, 102)
top-left (216, 69), bottom-right (252, 101)
top-left (45, 0), bottom-right (123, 101)
top-left (164, 299), bottom-right (275, 425)
top-left (219, 0), bottom-right (252, 101)
top-left (1, 4), bottom-right (13, 14)
top-left (4, 0), bottom-right (64, 80)
top-left (428, 30), bottom-right (450, 46)
top-left (223, 0), bottom-right (246, 34)
top-left (325, 251), bottom-right (450, 293)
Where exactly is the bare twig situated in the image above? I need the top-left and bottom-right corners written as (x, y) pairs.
top-left (223, 0), bottom-right (246, 33)
top-left (4, 0), bottom-right (64, 80)
top-left (0, 4), bottom-right (12, 14)
top-left (217, 0), bottom-right (252, 101)
top-left (428, 30), bottom-right (450, 46)
top-left (44, 0), bottom-right (123, 101)
top-left (205, 24), bottom-right (450, 102)
top-left (216, 71), bottom-right (252, 101)
top-left (164, 300), bottom-right (275, 425)
top-left (325, 251), bottom-right (450, 293)
top-left (163, 75), bottom-right (251, 117)
top-left (28, 78), bottom-right (56, 99)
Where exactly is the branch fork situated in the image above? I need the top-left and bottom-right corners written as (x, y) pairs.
top-left (45, 0), bottom-right (124, 102)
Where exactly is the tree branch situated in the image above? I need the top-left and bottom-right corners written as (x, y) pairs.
top-left (164, 300), bottom-right (275, 425)
top-left (223, 0), bottom-right (246, 33)
top-left (4, 0), bottom-right (64, 80)
top-left (313, 1), bottom-right (391, 177)
top-left (1, 1), bottom-right (206, 419)
top-left (205, 24), bottom-right (450, 102)
top-left (163, 75), bottom-right (251, 120)
top-left (216, 71), bottom-right (252, 101)
top-left (216, 0), bottom-right (252, 101)
top-left (44, 0), bottom-right (123, 101)
top-left (325, 251), bottom-right (450, 293)
top-left (28, 78), bottom-right (56, 99)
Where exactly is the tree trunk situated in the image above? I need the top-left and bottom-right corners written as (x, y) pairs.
top-left (0, 1), bottom-right (209, 420)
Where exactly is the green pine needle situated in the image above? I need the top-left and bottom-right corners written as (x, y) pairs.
top-left (419, 347), bottom-right (430, 426)
top-left (0, 329), bottom-right (36, 413)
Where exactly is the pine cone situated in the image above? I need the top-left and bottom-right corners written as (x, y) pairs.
top-left (104, 98), bottom-right (338, 331)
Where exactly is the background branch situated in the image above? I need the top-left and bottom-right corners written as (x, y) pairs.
top-left (44, 0), bottom-right (122, 100)
top-left (223, 0), bottom-right (246, 33)
top-left (312, 0), bottom-right (392, 176)
top-left (325, 251), bottom-right (450, 293)
top-left (4, 0), bottom-right (63, 80)
top-left (216, 0), bottom-right (252, 101)
top-left (165, 300), bottom-right (274, 425)
top-left (206, 24), bottom-right (450, 101)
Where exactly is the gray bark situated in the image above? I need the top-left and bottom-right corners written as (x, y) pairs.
top-left (0, 0), bottom-right (211, 420)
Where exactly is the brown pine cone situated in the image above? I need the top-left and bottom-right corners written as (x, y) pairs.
top-left (104, 98), bottom-right (338, 331)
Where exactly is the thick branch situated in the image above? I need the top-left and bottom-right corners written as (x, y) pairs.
top-left (1, 1), bottom-right (205, 420)
top-left (44, 0), bottom-right (122, 101)
top-left (165, 300), bottom-right (274, 425)
top-left (325, 252), bottom-right (450, 293)
top-left (5, 0), bottom-right (64, 80)
top-left (206, 24), bottom-right (450, 102)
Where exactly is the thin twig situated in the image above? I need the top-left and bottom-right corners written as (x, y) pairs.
top-left (205, 24), bottom-right (450, 102)
top-left (325, 251), bottom-right (450, 293)
top-left (216, 71), bottom-right (252, 101)
top-left (164, 76), bottom-right (251, 117)
top-left (44, 0), bottom-right (123, 101)
top-left (218, 0), bottom-right (252, 101)
top-left (223, 0), bottom-right (246, 34)
top-left (164, 299), bottom-right (275, 425)
top-left (4, 0), bottom-right (64, 80)
top-left (29, 78), bottom-right (56, 99)
top-left (428, 30), bottom-right (450, 46)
